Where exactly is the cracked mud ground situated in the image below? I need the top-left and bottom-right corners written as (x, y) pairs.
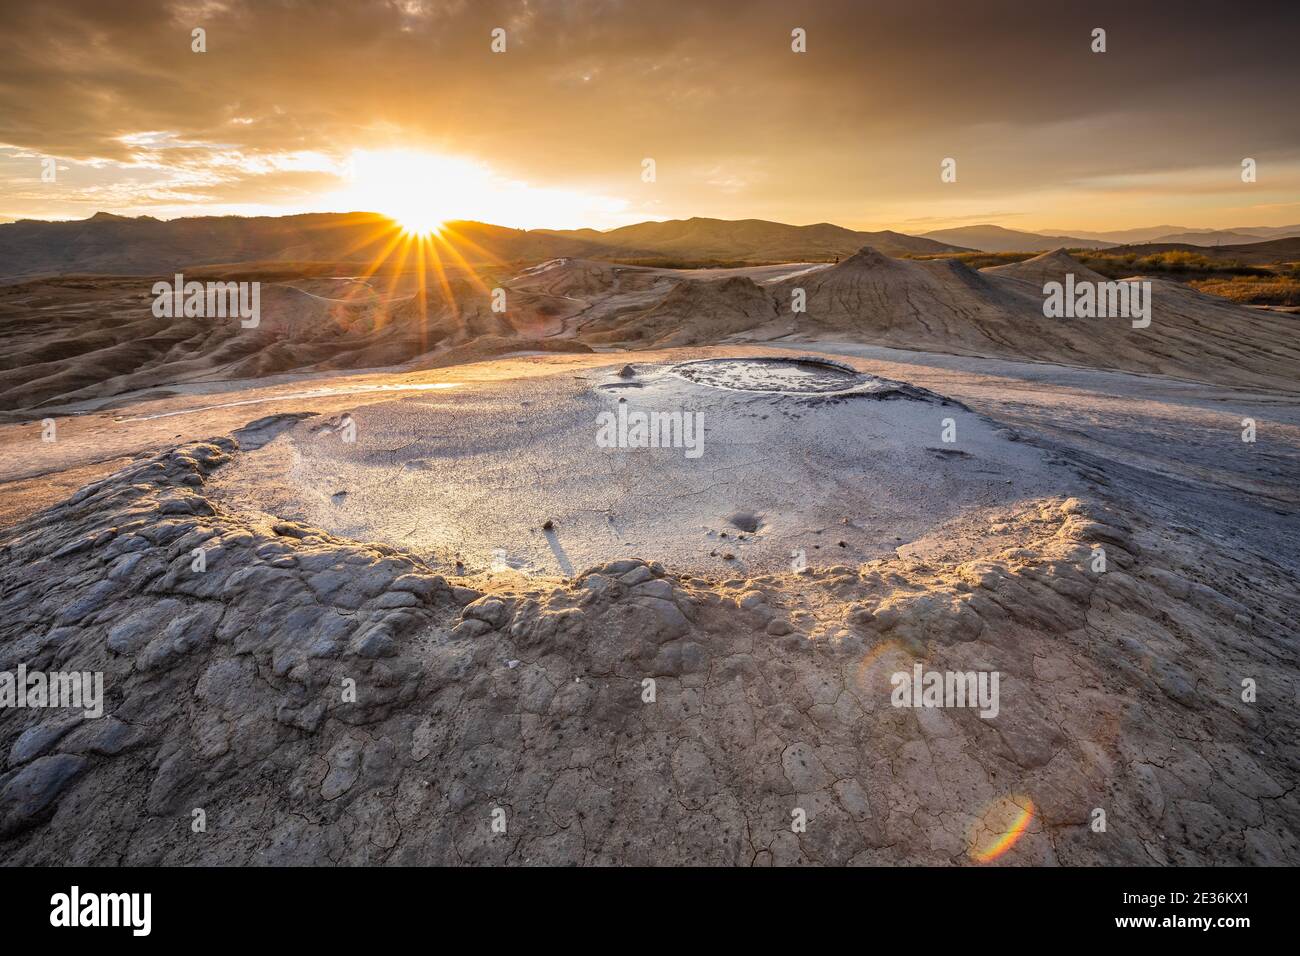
top-left (1, 348), bottom-right (1297, 865)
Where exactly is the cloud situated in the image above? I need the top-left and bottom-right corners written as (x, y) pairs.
top-left (2, 0), bottom-right (1298, 228)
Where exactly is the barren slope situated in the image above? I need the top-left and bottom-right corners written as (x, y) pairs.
top-left (6, 246), bottom-right (1297, 416)
top-left (767, 249), bottom-right (1300, 390)
top-left (1, 368), bottom-right (1296, 864)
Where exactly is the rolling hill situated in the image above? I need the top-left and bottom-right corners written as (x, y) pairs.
top-left (919, 224), bottom-right (1114, 252)
top-left (1094, 236), bottom-right (1300, 265)
top-left (540, 217), bottom-right (968, 260)
top-left (1147, 230), bottom-right (1296, 246)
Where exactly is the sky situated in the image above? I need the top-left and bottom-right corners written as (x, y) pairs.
top-left (1, 0), bottom-right (1298, 233)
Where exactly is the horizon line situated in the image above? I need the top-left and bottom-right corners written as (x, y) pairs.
top-left (3, 210), bottom-right (1298, 240)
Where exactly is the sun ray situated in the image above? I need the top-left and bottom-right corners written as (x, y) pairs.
top-left (432, 223), bottom-right (509, 275)
top-left (427, 229), bottom-right (493, 295)
top-left (376, 233), bottom-right (414, 331)
top-left (421, 236), bottom-right (459, 335)
top-left (352, 226), bottom-right (409, 284)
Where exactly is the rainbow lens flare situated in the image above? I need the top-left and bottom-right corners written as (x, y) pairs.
top-left (969, 795), bottom-right (1035, 863)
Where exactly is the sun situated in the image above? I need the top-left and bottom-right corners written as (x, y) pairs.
top-left (332, 146), bottom-right (633, 233)
top-left (395, 209), bottom-right (445, 237)
top-left (342, 149), bottom-right (492, 236)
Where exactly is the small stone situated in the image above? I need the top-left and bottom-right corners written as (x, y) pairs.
top-left (355, 627), bottom-right (397, 658)
top-left (0, 755), bottom-right (87, 837)
top-left (619, 565), bottom-right (653, 586)
top-left (451, 619), bottom-right (492, 640)
top-left (631, 578), bottom-right (674, 601)
top-left (464, 596), bottom-right (508, 628)
top-left (9, 716), bottom-right (82, 765)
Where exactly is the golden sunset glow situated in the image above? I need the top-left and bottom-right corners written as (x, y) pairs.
top-left (397, 215), bottom-right (444, 238)
top-left (313, 149), bottom-right (524, 336)
top-left (317, 209), bottom-right (510, 357)
top-left (331, 148), bottom-right (629, 234)
top-left (340, 150), bottom-right (475, 236)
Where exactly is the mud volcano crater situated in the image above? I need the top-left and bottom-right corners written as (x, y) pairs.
top-left (209, 358), bottom-right (1053, 575)
top-left (669, 357), bottom-right (874, 394)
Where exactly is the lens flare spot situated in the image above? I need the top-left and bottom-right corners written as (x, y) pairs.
top-left (969, 795), bottom-right (1035, 863)
top-left (854, 638), bottom-right (914, 691)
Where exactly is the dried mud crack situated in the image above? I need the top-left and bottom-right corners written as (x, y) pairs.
top-left (1, 431), bottom-right (1296, 864)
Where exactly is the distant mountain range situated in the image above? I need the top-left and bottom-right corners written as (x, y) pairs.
top-left (0, 213), bottom-right (966, 278)
top-left (918, 225), bottom-right (1114, 252)
top-left (2, 212), bottom-right (1298, 278)
top-left (538, 218), bottom-right (963, 261)
top-left (923, 222), bottom-right (1300, 252)
top-left (1051, 224), bottom-right (1300, 244)
top-left (0, 212), bottom-right (625, 278)
top-left (1125, 230), bottom-right (1276, 246)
